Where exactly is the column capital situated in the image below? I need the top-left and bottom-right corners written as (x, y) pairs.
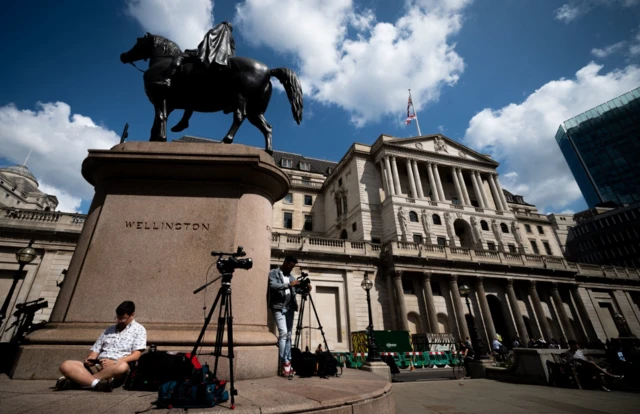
top-left (528, 280), bottom-right (537, 289)
top-left (570, 283), bottom-right (580, 291)
top-left (392, 269), bottom-right (403, 279)
top-left (422, 271), bottom-right (432, 280)
top-left (476, 276), bottom-right (485, 285)
top-left (449, 274), bottom-right (458, 282)
top-left (507, 278), bottom-right (515, 287)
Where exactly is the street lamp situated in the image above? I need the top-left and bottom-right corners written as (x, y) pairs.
top-left (0, 240), bottom-right (37, 327)
top-left (458, 283), bottom-right (489, 360)
top-left (361, 273), bottom-right (380, 362)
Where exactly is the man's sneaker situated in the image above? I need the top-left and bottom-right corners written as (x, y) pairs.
top-left (282, 362), bottom-right (292, 376)
top-left (93, 378), bottom-right (114, 392)
top-left (55, 377), bottom-right (79, 390)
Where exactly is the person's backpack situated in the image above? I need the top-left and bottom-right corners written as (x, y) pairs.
top-left (156, 364), bottom-right (228, 409)
top-left (316, 351), bottom-right (341, 377)
top-left (125, 351), bottom-right (200, 391)
top-left (291, 348), bottom-right (317, 377)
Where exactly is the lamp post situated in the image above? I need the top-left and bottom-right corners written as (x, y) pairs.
top-left (458, 283), bottom-right (489, 360)
top-left (361, 273), bottom-right (380, 362)
top-left (0, 240), bottom-right (37, 327)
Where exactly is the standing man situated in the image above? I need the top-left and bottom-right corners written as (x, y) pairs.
top-left (56, 301), bottom-right (146, 392)
top-left (268, 256), bottom-right (310, 376)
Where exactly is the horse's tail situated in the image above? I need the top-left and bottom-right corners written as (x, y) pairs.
top-left (270, 68), bottom-right (303, 124)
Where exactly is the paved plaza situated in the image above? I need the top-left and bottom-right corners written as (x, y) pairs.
top-left (2, 370), bottom-right (639, 414)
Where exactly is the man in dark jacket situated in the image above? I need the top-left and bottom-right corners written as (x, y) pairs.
top-left (268, 256), bottom-right (309, 376)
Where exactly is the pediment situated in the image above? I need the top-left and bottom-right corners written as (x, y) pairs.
top-left (387, 134), bottom-right (497, 165)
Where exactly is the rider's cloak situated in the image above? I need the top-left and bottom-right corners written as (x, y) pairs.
top-left (196, 22), bottom-right (236, 68)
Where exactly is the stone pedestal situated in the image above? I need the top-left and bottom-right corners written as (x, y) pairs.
top-left (468, 359), bottom-right (494, 379)
top-left (361, 361), bottom-right (392, 382)
top-left (11, 142), bottom-right (289, 380)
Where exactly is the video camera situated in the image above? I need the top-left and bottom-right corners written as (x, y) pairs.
top-left (297, 272), bottom-right (312, 291)
top-left (14, 298), bottom-right (48, 316)
top-left (212, 246), bottom-right (253, 274)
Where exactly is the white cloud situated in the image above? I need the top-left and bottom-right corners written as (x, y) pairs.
top-left (0, 102), bottom-right (120, 212)
top-left (235, 0), bottom-right (471, 126)
top-left (561, 209), bottom-right (576, 214)
top-left (591, 41), bottom-right (626, 58)
top-left (554, 0), bottom-right (639, 23)
top-left (125, 0), bottom-right (214, 50)
top-left (463, 63), bottom-right (640, 212)
top-left (630, 27), bottom-right (640, 56)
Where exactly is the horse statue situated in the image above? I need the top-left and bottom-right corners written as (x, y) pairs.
top-left (120, 33), bottom-right (303, 155)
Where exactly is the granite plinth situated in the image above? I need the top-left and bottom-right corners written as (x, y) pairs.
top-left (12, 142), bottom-right (289, 380)
top-left (360, 361), bottom-right (392, 382)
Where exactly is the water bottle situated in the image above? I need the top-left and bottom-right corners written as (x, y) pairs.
top-left (150, 343), bottom-right (157, 353)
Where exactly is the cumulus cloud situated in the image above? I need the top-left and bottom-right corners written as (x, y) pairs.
top-left (591, 41), bottom-right (627, 58)
top-left (235, 0), bottom-right (471, 126)
top-left (554, 0), bottom-right (639, 23)
top-left (0, 102), bottom-right (120, 212)
top-left (463, 63), bottom-right (640, 212)
top-left (125, 0), bottom-right (214, 50)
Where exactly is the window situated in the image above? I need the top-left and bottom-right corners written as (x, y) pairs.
top-left (537, 225), bottom-right (544, 235)
top-left (530, 240), bottom-right (540, 254)
top-left (500, 223), bottom-right (509, 233)
top-left (302, 176), bottom-right (311, 185)
top-left (283, 212), bottom-right (293, 229)
top-left (487, 241), bottom-right (496, 251)
top-left (281, 158), bottom-right (293, 168)
top-left (432, 214), bottom-right (442, 225)
top-left (525, 224), bottom-right (532, 233)
top-left (409, 211), bottom-right (419, 222)
top-left (413, 234), bottom-right (423, 244)
top-left (283, 193), bottom-right (293, 204)
top-left (304, 195), bottom-right (312, 206)
top-left (508, 244), bottom-right (516, 253)
top-left (481, 220), bottom-right (489, 231)
top-left (542, 241), bottom-right (552, 255)
top-left (336, 196), bottom-right (347, 217)
top-left (437, 237), bottom-right (447, 246)
top-left (338, 178), bottom-right (343, 186)
top-left (372, 238), bottom-right (381, 244)
top-left (299, 161), bottom-right (311, 171)
top-left (402, 278), bottom-right (414, 294)
top-left (352, 222), bottom-right (357, 232)
top-left (452, 197), bottom-right (460, 205)
top-left (340, 229), bottom-right (348, 239)
top-left (304, 215), bottom-right (313, 231)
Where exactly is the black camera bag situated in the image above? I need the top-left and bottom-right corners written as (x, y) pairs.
top-left (125, 351), bottom-right (196, 391)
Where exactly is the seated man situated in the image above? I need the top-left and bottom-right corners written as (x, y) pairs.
top-left (56, 301), bottom-right (146, 392)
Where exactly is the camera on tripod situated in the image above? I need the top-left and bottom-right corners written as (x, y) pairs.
top-left (297, 272), bottom-right (312, 291)
top-left (212, 246), bottom-right (253, 274)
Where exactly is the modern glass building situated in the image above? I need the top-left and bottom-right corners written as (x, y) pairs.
top-left (555, 87), bottom-right (640, 208)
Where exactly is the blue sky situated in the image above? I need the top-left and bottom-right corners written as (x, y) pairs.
top-left (1, 0), bottom-right (639, 214)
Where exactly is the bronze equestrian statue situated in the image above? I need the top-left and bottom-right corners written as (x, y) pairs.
top-left (120, 22), bottom-right (303, 155)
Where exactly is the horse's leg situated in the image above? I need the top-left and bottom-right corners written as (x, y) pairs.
top-left (222, 97), bottom-right (246, 143)
top-left (160, 99), bottom-right (168, 141)
top-left (150, 104), bottom-right (165, 142)
top-left (247, 113), bottom-right (273, 155)
top-left (171, 110), bottom-right (193, 133)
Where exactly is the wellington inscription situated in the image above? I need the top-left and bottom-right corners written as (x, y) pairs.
top-left (125, 221), bottom-right (210, 231)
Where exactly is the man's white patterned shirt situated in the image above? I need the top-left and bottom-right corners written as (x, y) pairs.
top-left (91, 320), bottom-right (147, 360)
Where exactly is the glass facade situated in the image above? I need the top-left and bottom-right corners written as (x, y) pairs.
top-left (555, 87), bottom-right (640, 208)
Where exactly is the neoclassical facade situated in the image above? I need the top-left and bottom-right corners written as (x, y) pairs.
top-left (2, 135), bottom-right (640, 354)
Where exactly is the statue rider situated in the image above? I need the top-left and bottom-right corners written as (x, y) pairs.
top-left (162, 21), bottom-right (235, 88)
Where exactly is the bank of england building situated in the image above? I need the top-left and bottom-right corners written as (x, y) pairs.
top-left (2, 134), bottom-right (639, 351)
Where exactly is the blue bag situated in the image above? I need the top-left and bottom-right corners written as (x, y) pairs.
top-left (156, 364), bottom-right (229, 409)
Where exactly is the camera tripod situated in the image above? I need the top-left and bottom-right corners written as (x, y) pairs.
top-left (289, 281), bottom-right (332, 380)
top-left (191, 270), bottom-right (238, 407)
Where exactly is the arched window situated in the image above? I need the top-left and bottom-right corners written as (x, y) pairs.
top-left (340, 229), bottom-right (348, 239)
top-left (481, 220), bottom-right (489, 231)
top-left (432, 214), bottom-right (441, 225)
top-left (500, 223), bottom-right (509, 233)
top-left (409, 211), bottom-right (419, 222)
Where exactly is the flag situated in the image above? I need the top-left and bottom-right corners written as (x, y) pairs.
top-left (405, 94), bottom-right (416, 125)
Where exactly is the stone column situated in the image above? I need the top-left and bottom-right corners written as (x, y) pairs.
top-left (406, 159), bottom-right (418, 199)
top-left (422, 272), bottom-right (439, 333)
top-left (433, 164), bottom-right (446, 202)
top-left (475, 277), bottom-right (496, 342)
top-left (393, 270), bottom-right (409, 331)
top-left (470, 171), bottom-right (485, 208)
top-left (529, 281), bottom-right (553, 341)
top-left (427, 163), bottom-right (439, 202)
top-left (494, 174), bottom-right (510, 212)
top-left (379, 162), bottom-right (389, 196)
top-left (457, 169), bottom-right (472, 206)
top-left (570, 285), bottom-right (598, 342)
top-left (551, 283), bottom-right (576, 341)
top-left (384, 156), bottom-right (395, 196)
top-left (476, 172), bottom-right (491, 208)
top-left (412, 160), bottom-right (424, 199)
top-left (391, 156), bottom-right (402, 196)
top-left (506, 279), bottom-right (530, 344)
top-left (448, 275), bottom-right (470, 340)
top-left (488, 174), bottom-right (505, 211)
top-left (451, 166), bottom-right (464, 205)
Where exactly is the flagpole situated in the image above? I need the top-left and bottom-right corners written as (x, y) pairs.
top-left (409, 89), bottom-right (422, 136)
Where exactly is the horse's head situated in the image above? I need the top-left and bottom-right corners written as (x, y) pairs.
top-left (120, 33), bottom-right (155, 64)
